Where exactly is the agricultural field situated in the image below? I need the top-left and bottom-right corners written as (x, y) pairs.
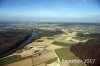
top-left (53, 41), bottom-right (87, 66)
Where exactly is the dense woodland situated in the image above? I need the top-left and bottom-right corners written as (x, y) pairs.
top-left (77, 33), bottom-right (100, 38)
top-left (70, 36), bottom-right (100, 66)
top-left (0, 29), bottom-right (32, 56)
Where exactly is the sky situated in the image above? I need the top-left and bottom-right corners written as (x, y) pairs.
top-left (0, 0), bottom-right (100, 22)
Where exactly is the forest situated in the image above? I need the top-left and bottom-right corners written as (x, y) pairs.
top-left (70, 33), bottom-right (100, 66)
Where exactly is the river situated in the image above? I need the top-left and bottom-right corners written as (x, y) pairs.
top-left (0, 32), bottom-right (38, 58)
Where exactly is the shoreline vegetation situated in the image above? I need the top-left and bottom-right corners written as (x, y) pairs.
top-left (0, 28), bottom-right (63, 58)
top-left (0, 30), bottom-right (38, 58)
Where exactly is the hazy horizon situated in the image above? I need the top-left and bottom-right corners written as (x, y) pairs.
top-left (0, 0), bottom-right (100, 23)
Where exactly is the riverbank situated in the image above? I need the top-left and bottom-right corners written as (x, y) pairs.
top-left (0, 32), bottom-right (39, 58)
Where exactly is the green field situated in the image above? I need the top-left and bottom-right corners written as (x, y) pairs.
top-left (47, 35), bottom-right (59, 39)
top-left (52, 41), bottom-right (73, 47)
top-left (73, 36), bottom-right (89, 41)
top-left (47, 37), bottom-right (55, 39)
top-left (53, 41), bottom-right (77, 61)
top-left (53, 41), bottom-right (87, 66)
top-left (54, 47), bottom-right (87, 66)
top-left (51, 40), bottom-right (87, 66)
top-left (0, 55), bottom-right (33, 66)
top-left (55, 47), bottom-right (76, 60)
top-left (46, 58), bottom-right (57, 64)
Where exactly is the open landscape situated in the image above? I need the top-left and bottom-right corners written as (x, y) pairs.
top-left (0, 0), bottom-right (100, 66)
top-left (0, 22), bottom-right (100, 66)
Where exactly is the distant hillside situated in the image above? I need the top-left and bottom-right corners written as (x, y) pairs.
top-left (70, 39), bottom-right (100, 66)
